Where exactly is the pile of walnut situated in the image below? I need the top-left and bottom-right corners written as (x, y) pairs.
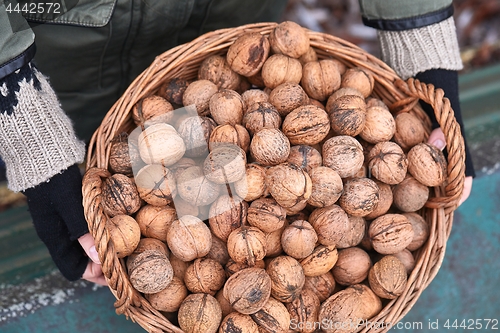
top-left (103, 21), bottom-right (448, 333)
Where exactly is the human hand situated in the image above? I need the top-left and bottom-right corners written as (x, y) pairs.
top-left (78, 233), bottom-right (107, 286)
top-left (427, 127), bottom-right (473, 206)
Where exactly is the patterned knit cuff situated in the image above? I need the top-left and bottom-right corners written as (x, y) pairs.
top-left (377, 16), bottom-right (463, 80)
top-left (0, 62), bottom-right (85, 192)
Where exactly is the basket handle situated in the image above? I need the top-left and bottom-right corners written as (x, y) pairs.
top-left (82, 167), bottom-right (184, 333)
top-left (395, 78), bottom-right (466, 213)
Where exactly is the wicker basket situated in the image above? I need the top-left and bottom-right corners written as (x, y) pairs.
top-left (82, 22), bottom-right (466, 333)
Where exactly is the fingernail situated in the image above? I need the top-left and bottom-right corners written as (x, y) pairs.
top-left (432, 139), bottom-right (445, 151)
top-left (90, 246), bottom-right (101, 264)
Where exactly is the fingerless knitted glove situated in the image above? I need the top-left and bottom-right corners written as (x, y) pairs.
top-left (376, 16), bottom-right (476, 178)
top-left (0, 60), bottom-right (89, 280)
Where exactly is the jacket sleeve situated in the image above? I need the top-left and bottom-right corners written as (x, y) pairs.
top-left (0, 3), bottom-right (86, 192)
top-left (358, 0), bottom-right (462, 80)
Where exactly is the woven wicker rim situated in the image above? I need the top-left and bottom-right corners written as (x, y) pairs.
top-left (82, 22), bottom-right (466, 333)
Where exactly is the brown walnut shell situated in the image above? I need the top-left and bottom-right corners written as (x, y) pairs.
top-left (282, 105), bottom-right (330, 145)
top-left (286, 288), bottom-right (321, 333)
top-left (182, 79), bottom-right (219, 116)
top-left (303, 272), bottom-right (336, 302)
top-left (126, 249), bottom-right (173, 294)
top-left (184, 258), bottom-right (226, 295)
top-left (243, 102), bottom-right (282, 136)
top-left (307, 166), bottom-right (343, 208)
top-left (106, 215), bottom-right (141, 258)
top-left (247, 197), bottom-right (287, 233)
top-left (261, 54), bottom-right (303, 89)
top-left (326, 94), bottom-right (367, 137)
top-left (286, 145), bottom-right (322, 174)
top-left (226, 32), bottom-right (271, 77)
top-left (223, 267), bottom-right (272, 315)
top-left (177, 115), bottom-right (216, 158)
top-left (135, 164), bottom-right (177, 206)
top-left (145, 276), bottom-right (188, 312)
top-left (176, 166), bottom-right (221, 207)
top-left (367, 141), bottom-right (408, 185)
top-left (269, 82), bottom-right (309, 117)
top-left (369, 214), bottom-right (413, 255)
top-left (340, 67), bottom-right (375, 98)
top-left (158, 77), bottom-right (190, 106)
top-left (299, 245), bottom-right (338, 277)
top-left (322, 135), bottom-right (364, 179)
top-left (250, 297), bottom-right (290, 333)
top-left (209, 124), bottom-right (250, 153)
top-left (281, 220), bottom-right (318, 259)
top-left (393, 112), bottom-right (426, 151)
top-left (338, 177), bottom-right (380, 217)
top-left (368, 255), bottom-right (407, 299)
top-left (208, 194), bottom-right (248, 242)
top-left (269, 20), bottom-right (310, 58)
top-left (233, 163), bottom-right (267, 201)
top-left (227, 226), bottom-right (267, 266)
top-left (166, 215), bottom-right (212, 261)
top-left (301, 59), bottom-right (342, 101)
top-left (219, 312), bottom-right (259, 333)
top-left (198, 54), bottom-right (242, 90)
top-left (203, 144), bottom-right (247, 184)
top-left (359, 105), bottom-right (396, 144)
top-left (135, 204), bottom-right (177, 240)
top-left (209, 89), bottom-right (245, 126)
top-left (178, 293), bottom-right (222, 333)
top-left (265, 162), bottom-right (312, 209)
top-left (403, 212), bottom-right (430, 251)
top-left (132, 95), bottom-right (174, 127)
top-left (250, 128), bottom-right (290, 166)
top-left (392, 175), bottom-right (430, 212)
top-left (102, 173), bottom-right (141, 217)
top-left (331, 247), bottom-right (372, 286)
top-left (407, 143), bottom-right (447, 187)
top-left (266, 255), bottom-right (306, 303)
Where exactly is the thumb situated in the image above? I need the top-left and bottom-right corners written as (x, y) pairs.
top-left (78, 233), bottom-right (101, 264)
top-left (427, 128), bottom-right (446, 151)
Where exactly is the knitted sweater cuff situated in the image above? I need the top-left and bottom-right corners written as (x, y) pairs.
top-left (0, 62), bottom-right (85, 192)
top-left (377, 16), bottom-right (463, 80)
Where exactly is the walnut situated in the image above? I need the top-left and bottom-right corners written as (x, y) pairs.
top-left (322, 135), bottom-right (364, 178)
top-left (157, 78), bottom-right (190, 106)
top-left (177, 115), bottom-right (216, 158)
top-left (242, 102), bottom-right (282, 136)
top-left (282, 105), bottom-right (330, 145)
top-left (301, 59), bottom-right (342, 101)
top-left (261, 54), bottom-right (303, 89)
top-left (286, 145), bottom-right (322, 174)
top-left (339, 177), bottom-right (380, 217)
top-left (250, 128), bottom-right (290, 166)
top-left (392, 175), bottom-right (430, 212)
top-left (132, 95), bottom-right (174, 127)
top-left (269, 20), bottom-right (310, 58)
top-left (367, 141), bottom-right (408, 185)
top-left (182, 79), bottom-right (219, 116)
top-left (307, 166), bottom-right (343, 208)
top-left (327, 94), bottom-right (367, 137)
top-left (226, 32), bottom-right (271, 77)
top-left (209, 89), bottom-right (245, 125)
top-left (407, 143), bottom-right (447, 187)
top-left (209, 124), bottom-right (250, 153)
top-left (198, 54), bottom-right (241, 90)
top-left (393, 112), bottom-right (426, 151)
top-left (269, 82), bottom-right (309, 117)
top-left (369, 214), bottom-right (413, 255)
top-left (368, 255), bottom-right (407, 299)
top-left (340, 67), bottom-right (375, 98)
top-left (265, 162), bottom-right (312, 209)
top-left (359, 105), bottom-right (396, 143)
top-left (332, 247), bottom-right (372, 286)
top-left (135, 164), bottom-right (177, 206)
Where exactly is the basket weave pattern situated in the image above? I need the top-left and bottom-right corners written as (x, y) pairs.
top-left (82, 22), bottom-right (465, 333)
